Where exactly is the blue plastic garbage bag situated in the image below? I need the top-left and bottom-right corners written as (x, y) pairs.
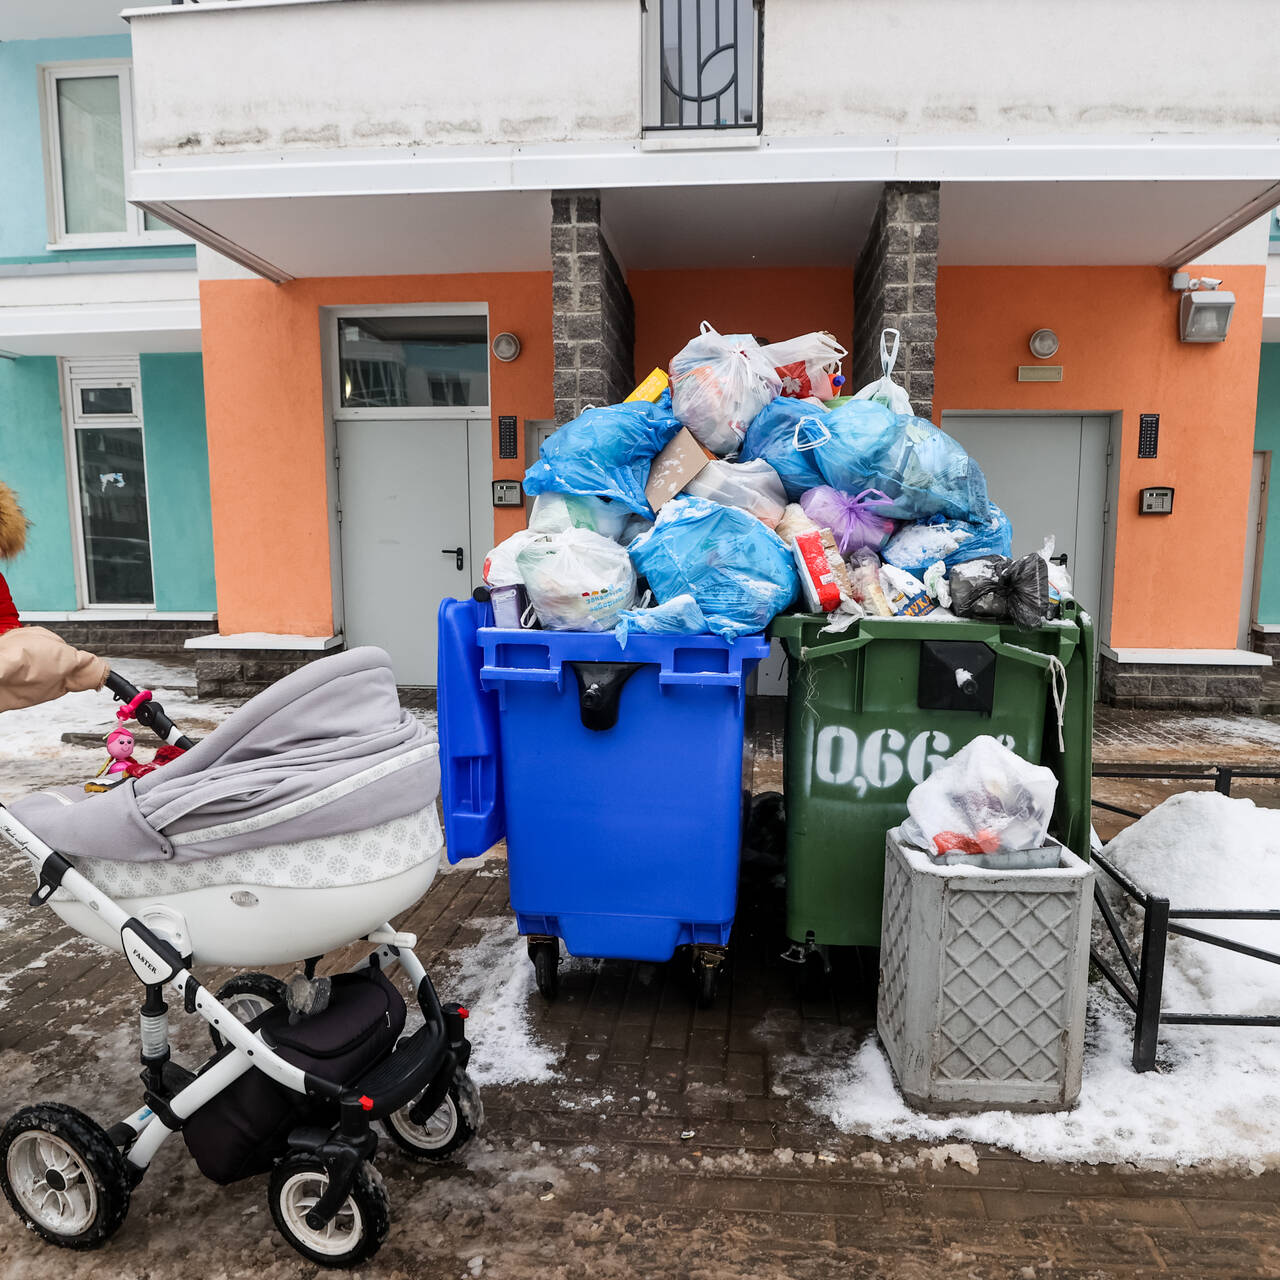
top-left (815, 404), bottom-right (989, 524)
top-left (882, 502), bottom-right (1013, 577)
top-left (739, 397), bottom-right (831, 500)
top-left (615, 593), bottom-right (710, 648)
top-left (628, 496), bottom-right (797, 640)
top-left (523, 391), bottom-right (683, 518)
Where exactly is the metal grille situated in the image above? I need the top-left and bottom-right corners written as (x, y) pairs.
top-left (644, 0), bottom-right (763, 132)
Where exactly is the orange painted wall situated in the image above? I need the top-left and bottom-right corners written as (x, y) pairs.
top-left (199, 273), bottom-right (552, 636)
top-left (630, 267), bottom-right (854, 382)
top-left (935, 264), bottom-right (1265, 650)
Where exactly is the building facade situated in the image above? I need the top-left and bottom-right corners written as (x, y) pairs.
top-left (0, 10), bottom-right (215, 655)
top-left (9, 0), bottom-right (1279, 706)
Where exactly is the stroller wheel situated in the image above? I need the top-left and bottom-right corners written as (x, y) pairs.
top-left (382, 1072), bottom-right (482, 1162)
top-left (209, 973), bottom-right (288, 1051)
top-left (268, 1155), bottom-right (388, 1269)
top-left (0, 1104), bottom-right (131, 1250)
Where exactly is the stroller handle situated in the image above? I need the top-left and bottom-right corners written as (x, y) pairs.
top-left (105, 672), bottom-right (196, 752)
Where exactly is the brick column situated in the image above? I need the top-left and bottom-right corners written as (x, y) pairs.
top-left (552, 191), bottom-right (635, 425)
top-left (852, 183), bottom-right (939, 420)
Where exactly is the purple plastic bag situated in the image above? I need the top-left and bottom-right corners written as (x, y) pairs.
top-left (799, 487), bottom-right (897, 558)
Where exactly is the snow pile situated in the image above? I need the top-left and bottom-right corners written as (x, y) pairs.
top-left (798, 793), bottom-right (1280, 1169)
top-left (807, 989), bottom-right (1280, 1169)
top-left (1103, 792), bottom-right (1280, 1016)
top-left (442, 916), bottom-right (560, 1087)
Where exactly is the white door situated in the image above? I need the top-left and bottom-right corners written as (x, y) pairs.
top-left (1239, 451), bottom-right (1269, 648)
top-left (337, 418), bottom-right (473, 685)
top-left (941, 414), bottom-right (1110, 627)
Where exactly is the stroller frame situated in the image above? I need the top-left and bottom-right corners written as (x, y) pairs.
top-left (0, 675), bottom-right (475, 1266)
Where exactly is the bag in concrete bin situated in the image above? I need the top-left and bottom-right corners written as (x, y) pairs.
top-left (682, 458), bottom-right (787, 528)
top-left (516, 527), bottom-right (637, 632)
top-left (669, 323), bottom-right (782, 456)
top-left (906, 734), bottom-right (1057, 856)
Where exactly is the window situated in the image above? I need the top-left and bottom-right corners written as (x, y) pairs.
top-left (40, 61), bottom-right (181, 249)
top-left (63, 358), bottom-right (155, 606)
top-left (337, 314), bottom-right (489, 410)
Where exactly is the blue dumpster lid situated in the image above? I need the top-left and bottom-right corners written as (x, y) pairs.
top-left (438, 595), bottom-right (506, 863)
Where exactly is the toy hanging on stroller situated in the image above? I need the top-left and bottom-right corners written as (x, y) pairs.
top-left (0, 647), bottom-right (481, 1268)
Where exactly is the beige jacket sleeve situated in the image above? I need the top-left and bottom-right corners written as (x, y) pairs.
top-left (0, 626), bottom-right (110, 713)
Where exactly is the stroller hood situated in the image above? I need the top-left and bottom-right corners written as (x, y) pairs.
top-left (11, 646), bottom-right (439, 863)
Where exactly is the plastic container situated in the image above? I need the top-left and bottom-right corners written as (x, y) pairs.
top-left (769, 602), bottom-right (1094, 951)
top-left (878, 827), bottom-right (1093, 1113)
top-left (438, 597), bottom-right (768, 1004)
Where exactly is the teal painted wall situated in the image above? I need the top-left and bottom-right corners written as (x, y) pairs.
top-left (0, 357), bottom-right (78, 610)
top-left (1254, 345), bottom-right (1280, 625)
top-left (0, 35), bottom-right (194, 266)
top-left (140, 354), bottom-right (216, 611)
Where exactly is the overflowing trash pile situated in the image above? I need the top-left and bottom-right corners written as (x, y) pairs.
top-left (483, 324), bottom-right (1074, 640)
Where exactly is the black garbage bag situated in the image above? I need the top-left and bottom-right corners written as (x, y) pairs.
top-left (950, 553), bottom-right (1051, 629)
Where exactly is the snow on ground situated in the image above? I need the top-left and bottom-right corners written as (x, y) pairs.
top-left (438, 915), bottom-right (561, 1087)
top-left (796, 792), bottom-right (1280, 1172)
top-left (1176, 715), bottom-right (1280, 750)
top-left (802, 988), bottom-right (1280, 1171)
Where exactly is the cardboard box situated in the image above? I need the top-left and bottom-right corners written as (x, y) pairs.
top-left (644, 427), bottom-right (711, 513)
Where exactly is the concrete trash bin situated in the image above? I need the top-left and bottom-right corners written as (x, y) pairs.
top-left (877, 827), bottom-right (1093, 1114)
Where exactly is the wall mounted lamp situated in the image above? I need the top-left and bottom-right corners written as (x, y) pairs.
top-left (1028, 328), bottom-right (1060, 358)
top-left (492, 332), bottom-right (522, 362)
top-left (1172, 272), bottom-right (1234, 343)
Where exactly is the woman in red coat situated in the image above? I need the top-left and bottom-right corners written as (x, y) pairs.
top-left (0, 480), bottom-right (25, 634)
top-left (0, 480), bottom-right (110, 709)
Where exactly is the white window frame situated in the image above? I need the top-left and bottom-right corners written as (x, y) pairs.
top-left (39, 59), bottom-right (187, 250)
top-left (61, 357), bottom-right (157, 609)
top-left (328, 303), bottom-right (492, 422)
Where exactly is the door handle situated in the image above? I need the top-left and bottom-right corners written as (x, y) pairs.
top-left (441, 546), bottom-right (465, 571)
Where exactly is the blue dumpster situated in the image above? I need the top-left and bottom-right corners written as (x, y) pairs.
top-left (438, 597), bottom-right (768, 1004)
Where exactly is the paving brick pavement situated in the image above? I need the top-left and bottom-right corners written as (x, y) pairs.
top-left (2, 694), bottom-right (1280, 1275)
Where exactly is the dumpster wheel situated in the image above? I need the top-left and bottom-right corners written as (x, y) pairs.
top-left (527, 938), bottom-right (560, 1001)
top-left (691, 946), bottom-right (726, 1009)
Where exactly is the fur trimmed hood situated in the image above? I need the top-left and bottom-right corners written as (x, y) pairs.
top-left (0, 481), bottom-right (29, 561)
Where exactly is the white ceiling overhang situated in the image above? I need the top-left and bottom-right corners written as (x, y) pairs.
top-left (129, 139), bottom-right (1280, 281)
top-left (0, 300), bottom-right (202, 358)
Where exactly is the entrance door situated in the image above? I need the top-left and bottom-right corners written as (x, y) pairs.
top-left (941, 415), bottom-right (1110, 626)
top-left (1239, 451), bottom-right (1270, 648)
top-left (337, 418), bottom-right (473, 685)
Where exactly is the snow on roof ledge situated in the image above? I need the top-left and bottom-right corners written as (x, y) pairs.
top-left (1101, 645), bottom-right (1271, 667)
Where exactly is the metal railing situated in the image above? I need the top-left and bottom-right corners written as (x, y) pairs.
top-left (643, 0), bottom-right (763, 133)
top-left (1090, 763), bottom-right (1280, 1071)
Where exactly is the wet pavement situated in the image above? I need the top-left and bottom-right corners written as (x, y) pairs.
top-left (0, 690), bottom-right (1278, 1277)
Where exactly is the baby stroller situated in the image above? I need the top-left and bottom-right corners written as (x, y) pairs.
top-left (0, 647), bottom-right (481, 1268)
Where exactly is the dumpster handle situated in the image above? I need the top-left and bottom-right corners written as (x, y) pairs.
top-left (479, 666), bottom-right (563, 689)
top-left (796, 632), bottom-right (874, 662)
top-left (658, 670), bottom-right (742, 688)
top-left (984, 639), bottom-right (1069, 751)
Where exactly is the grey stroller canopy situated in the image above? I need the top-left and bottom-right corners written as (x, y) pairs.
top-left (12, 647), bottom-right (438, 864)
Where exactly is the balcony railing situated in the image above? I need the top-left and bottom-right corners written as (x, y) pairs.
top-left (642, 0), bottom-right (763, 133)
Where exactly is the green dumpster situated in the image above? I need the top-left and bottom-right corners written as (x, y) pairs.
top-left (770, 603), bottom-right (1094, 951)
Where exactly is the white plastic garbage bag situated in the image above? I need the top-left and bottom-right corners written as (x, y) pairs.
top-left (906, 735), bottom-right (1058, 856)
top-left (760, 330), bottom-right (848, 400)
top-left (682, 458), bottom-right (787, 528)
top-left (483, 529), bottom-right (543, 587)
top-left (852, 328), bottom-right (913, 415)
top-left (515, 527), bottom-right (637, 631)
top-left (528, 492), bottom-right (630, 541)
top-left (669, 322), bottom-right (782, 455)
